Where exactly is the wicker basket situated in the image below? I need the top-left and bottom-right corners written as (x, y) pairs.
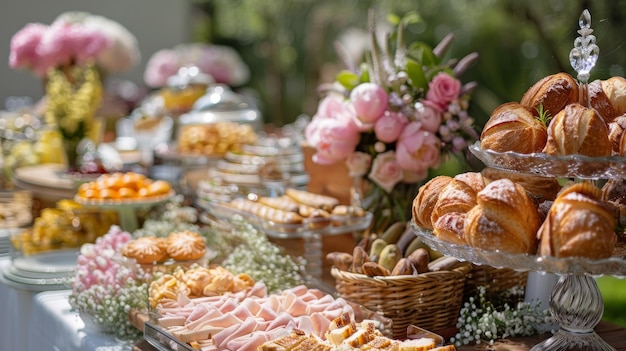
top-left (331, 262), bottom-right (471, 340)
top-left (463, 265), bottom-right (528, 302)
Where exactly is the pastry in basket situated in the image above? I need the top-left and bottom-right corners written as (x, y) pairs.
top-left (430, 172), bottom-right (485, 245)
top-left (538, 182), bottom-right (617, 259)
top-left (121, 236), bottom-right (168, 264)
top-left (480, 102), bottom-right (547, 154)
top-left (412, 175), bottom-right (453, 230)
top-left (519, 72), bottom-right (579, 119)
top-left (480, 167), bottom-right (561, 201)
top-left (166, 230), bottom-right (206, 261)
top-left (464, 178), bottom-right (541, 254)
top-left (542, 103), bottom-right (612, 157)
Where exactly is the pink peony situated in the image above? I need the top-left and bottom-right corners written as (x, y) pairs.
top-left (143, 49), bottom-right (180, 87)
top-left (395, 121), bottom-right (441, 173)
top-left (374, 110), bottom-right (408, 143)
top-left (415, 100), bottom-right (442, 133)
top-left (346, 151), bottom-right (372, 177)
top-left (425, 72), bottom-right (461, 112)
top-left (9, 23), bottom-right (47, 71)
top-left (306, 116), bottom-right (360, 165)
top-left (368, 151), bottom-right (404, 193)
top-left (350, 82), bottom-right (388, 125)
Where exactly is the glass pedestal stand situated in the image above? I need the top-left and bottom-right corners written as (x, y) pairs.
top-left (532, 274), bottom-right (613, 351)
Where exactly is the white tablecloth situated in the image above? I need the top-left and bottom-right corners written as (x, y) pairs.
top-left (0, 257), bottom-right (130, 351)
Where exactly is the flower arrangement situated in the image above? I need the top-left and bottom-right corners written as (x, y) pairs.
top-left (143, 43), bottom-right (250, 88)
top-left (451, 286), bottom-right (554, 347)
top-left (68, 225), bottom-right (149, 341)
top-left (9, 11), bottom-right (139, 77)
top-left (305, 11), bottom-right (479, 228)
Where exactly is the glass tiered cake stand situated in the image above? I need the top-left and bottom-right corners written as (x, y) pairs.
top-left (412, 142), bottom-right (626, 351)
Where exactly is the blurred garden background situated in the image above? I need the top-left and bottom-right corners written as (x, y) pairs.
top-left (189, 0), bottom-right (626, 326)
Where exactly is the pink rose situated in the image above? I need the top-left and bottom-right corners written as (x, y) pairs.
top-left (415, 100), bottom-right (442, 133)
top-left (307, 117), bottom-right (360, 165)
top-left (374, 110), bottom-right (408, 143)
top-left (9, 23), bottom-right (47, 71)
top-left (143, 49), bottom-right (180, 87)
top-left (368, 151), bottom-right (404, 193)
top-left (346, 151), bottom-right (372, 177)
top-left (350, 82), bottom-right (388, 125)
top-left (395, 122), bottom-right (441, 173)
top-left (425, 72), bottom-right (461, 112)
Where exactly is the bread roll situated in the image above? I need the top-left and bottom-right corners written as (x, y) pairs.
top-left (601, 76), bottom-right (626, 115)
top-left (520, 72), bottom-right (579, 118)
top-left (480, 102), bottom-right (547, 153)
top-left (589, 79), bottom-right (619, 123)
top-left (481, 167), bottom-right (561, 201)
top-left (538, 182), bottom-right (617, 259)
top-left (542, 103), bottom-right (611, 157)
top-left (412, 175), bottom-right (453, 229)
top-left (430, 172), bottom-right (485, 245)
top-left (464, 178), bottom-right (541, 254)
top-left (608, 116), bottom-right (626, 155)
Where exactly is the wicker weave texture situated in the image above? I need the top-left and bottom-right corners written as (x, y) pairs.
top-left (331, 263), bottom-right (471, 339)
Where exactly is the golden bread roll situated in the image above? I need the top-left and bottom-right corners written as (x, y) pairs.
top-left (608, 116), bottom-right (626, 155)
top-left (601, 76), bottom-right (626, 115)
top-left (430, 172), bottom-right (485, 245)
top-left (542, 103), bottom-right (611, 157)
top-left (589, 79), bottom-right (619, 123)
top-left (412, 175), bottom-right (453, 229)
top-left (480, 102), bottom-right (547, 153)
top-left (538, 182), bottom-right (617, 259)
top-left (601, 178), bottom-right (626, 226)
top-left (481, 167), bottom-right (561, 201)
top-left (464, 178), bottom-right (541, 254)
top-left (520, 72), bottom-right (579, 118)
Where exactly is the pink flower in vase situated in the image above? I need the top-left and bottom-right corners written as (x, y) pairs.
top-left (374, 110), bottom-right (408, 143)
top-left (425, 72), bottom-right (461, 112)
top-left (350, 82), bottom-right (388, 125)
top-left (346, 151), bottom-right (372, 177)
top-left (415, 100), bottom-right (442, 133)
top-left (395, 121), bottom-right (442, 176)
top-left (368, 151), bottom-right (404, 193)
top-left (9, 23), bottom-right (47, 72)
top-left (143, 49), bottom-right (180, 87)
top-left (306, 116), bottom-right (360, 165)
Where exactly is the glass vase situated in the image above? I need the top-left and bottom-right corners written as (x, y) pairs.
top-left (62, 137), bottom-right (82, 173)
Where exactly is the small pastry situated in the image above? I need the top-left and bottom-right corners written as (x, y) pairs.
top-left (520, 72), bottom-right (579, 118)
top-left (412, 175), bottom-right (453, 230)
top-left (589, 79), bottom-right (619, 123)
top-left (538, 182), bottom-right (617, 259)
top-left (481, 167), bottom-right (561, 201)
top-left (285, 188), bottom-right (340, 211)
top-left (608, 116), bottom-right (626, 155)
top-left (121, 236), bottom-right (168, 264)
top-left (542, 103), bottom-right (611, 157)
top-left (227, 198), bottom-right (305, 224)
top-left (166, 230), bottom-right (206, 261)
top-left (480, 102), bottom-right (547, 153)
top-left (464, 178), bottom-right (541, 254)
top-left (601, 76), bottom-right (626, 115)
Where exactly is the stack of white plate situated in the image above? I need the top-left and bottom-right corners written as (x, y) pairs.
top-left (1, 249), bottom-right (77, 291)
top-left (0, 229), bottom-right (12, 257)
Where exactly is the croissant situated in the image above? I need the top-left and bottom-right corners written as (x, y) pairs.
top-left (481, 167), bottom-right (561, 201)
top-left (538, 182), bottom-right (617, 259)
top-left (464, 178), bottom-right (541, 254)
top-left (608, 116), bottom-right (626, 155)
top-left (542, 103), bottom-right (611, 157)
top-left (480, 102), bottom-right (547, 153)
top-left (601, 76), bottom-right (626, 115)
top-left (431, 172), bottom-right (485, 245)
top-left (520, 72), bottom-right (579, 118)
top-left (412, 175), bottom-right (453, 230)
top-left (589, 79), bottom-right (619, 123)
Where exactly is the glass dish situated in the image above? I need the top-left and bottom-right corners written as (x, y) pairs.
top-left (469, 141), bottom-right (626, 179)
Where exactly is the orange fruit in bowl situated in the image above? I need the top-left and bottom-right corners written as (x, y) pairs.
top-left (118, 187), bottom-right (138, 198)
top-left (99, 188), bottom-right (121, 200)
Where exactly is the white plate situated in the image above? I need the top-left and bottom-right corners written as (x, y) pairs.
top-left (8, 265), bottom-right (73, 279)
top-left (0, 260), bottom-right (71, 291)
top-left (12, 249), bottom-right (78, 274)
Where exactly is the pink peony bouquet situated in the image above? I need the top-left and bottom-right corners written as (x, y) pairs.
top-left (9, 11), bottom-right (139, 77)
top-left (305, 11), bottom-right (479, 227)
top-left (143, 43), bottom-right (250, 88)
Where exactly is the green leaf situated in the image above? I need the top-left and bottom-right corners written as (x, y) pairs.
top-left (335, 70), bottom-right (360, 90)
top-left (386, 13), bottom-right (401, 26)
top-left (405, 59), bottom-right (427, 91)
top-left (407, 42), bottom-right (439, 66)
